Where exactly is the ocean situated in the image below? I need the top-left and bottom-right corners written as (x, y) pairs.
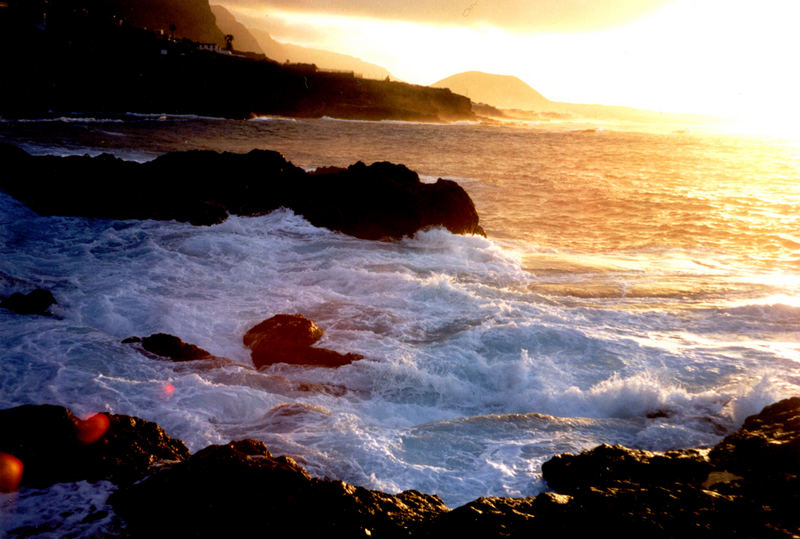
top-left (1, 114), bottom-right (799, 536)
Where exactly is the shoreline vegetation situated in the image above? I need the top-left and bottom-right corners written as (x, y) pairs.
top-left (1, 395), bottom-right (798, 537)
top-left (0, 2), bottom-right (474, 123)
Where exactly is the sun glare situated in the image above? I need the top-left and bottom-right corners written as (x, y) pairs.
top-left (229, 0), bottom-right (800, 137)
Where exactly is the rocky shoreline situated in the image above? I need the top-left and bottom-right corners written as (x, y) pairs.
top-left (1, 397), bottom-right (799, 537)
top-left (0, 143), bottom-right (484, 240)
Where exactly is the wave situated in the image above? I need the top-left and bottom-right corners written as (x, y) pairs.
top-left (248, 115), bottom-right (300, 123)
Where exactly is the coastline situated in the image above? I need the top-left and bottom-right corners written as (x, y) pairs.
top-left (0, 9), bottom-right (474, 124)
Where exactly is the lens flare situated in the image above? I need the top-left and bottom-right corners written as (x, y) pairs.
top-left (161, 382), bottom-right (176, 399)
top-left (0, 452), bottom-right (24, 493)
top-left (76, 413), bottom-right (110, 444)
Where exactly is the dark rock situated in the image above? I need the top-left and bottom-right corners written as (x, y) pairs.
top-left (294, 161), bottom-right (485, 240)
top-left (124, 333), bottom-right (234, 365)
top-left (141, 333), bottom-right (213, 361)
top-left (0, 144), bottom-right (484, 240)
top-left (541, 443), bottom-right (712, 494)
top-left (0, 288), bottom-right (57, 315)
top-left (710, 396), bottom-right (800, 479)
top-left (0, 404), bottom-right (189, 489)
top-left (421, 497), bottom-right (538, 538)
top-left (244, 314), bottom-right (363, 369)
top-left (110, 439), bottom-right (448, 538)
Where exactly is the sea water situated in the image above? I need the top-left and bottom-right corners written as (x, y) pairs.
top-left (1, 115), bottom-right (799, 536)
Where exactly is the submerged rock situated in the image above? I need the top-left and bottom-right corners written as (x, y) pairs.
top-left (0, 404), bottom-right (189, 489)
top-left (244, 314), bottom-right (363, 369)
top-left (110, 439), bottom-right (449, 538)
top-left (0, 288), bottom-right (57, 316)
top-left (0, 144), bottom-right (484, 239)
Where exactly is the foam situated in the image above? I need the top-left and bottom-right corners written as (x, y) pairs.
top-left (0, 481), bottom-right (119, 537)
top-left (2, 150), bottom-right (800, 513)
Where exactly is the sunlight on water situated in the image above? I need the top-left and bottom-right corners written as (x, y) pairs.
top-left (1, 116), bottom-right (799, 515)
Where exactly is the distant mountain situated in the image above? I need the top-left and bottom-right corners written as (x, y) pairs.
top-left (432, 70), bottom-right (702, 125)
top-left (247, 27), bottom-right (391, 80)
top-left (432, 71), bottom-right (552, 110)
top-left (209, 5), bottom-right (262, 54)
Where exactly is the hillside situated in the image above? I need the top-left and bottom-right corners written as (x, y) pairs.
top-left (0, 4), bottom-right (472, 122)
top-left (248, 27), bottom-right (391, 80)
top-left (433, 70), bottom-right (706, 125)
top-left (209, 5), bottom-right (262, 54)
top-left (432, 71), bottom-right (552, 110)
top-left (97, 0), bottom-right (225, 45)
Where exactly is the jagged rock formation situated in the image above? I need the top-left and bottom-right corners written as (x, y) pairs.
top-left (0, 144), bottom-right (485, 240)
top-left (110, 439), bottom-right (449, 537)
top-left (2, 398), bottom-right (800, 536)
top-left (0, 404), bottom-right (189, 488)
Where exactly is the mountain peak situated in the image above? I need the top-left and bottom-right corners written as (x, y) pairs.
top-left (432, 71), bottom-right (551, 111)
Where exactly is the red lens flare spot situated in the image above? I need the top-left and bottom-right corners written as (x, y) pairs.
top-left (0, 453), bottom-right (24, 493)
top-left (76, 413), bottom-right (110, 444)
top-left (162, 383), bottom-right (175, 399)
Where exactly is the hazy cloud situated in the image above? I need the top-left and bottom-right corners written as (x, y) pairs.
top-left (216, 0), bottom-right (674, 32)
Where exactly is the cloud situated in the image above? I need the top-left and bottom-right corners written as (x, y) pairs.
top-left (216, 0), bottom-right (674, 32)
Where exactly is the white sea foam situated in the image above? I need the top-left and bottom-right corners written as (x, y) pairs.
top-left (0, 481), bottom-right (119, 538)
top-left (1, 120), bottom-right (799, 521)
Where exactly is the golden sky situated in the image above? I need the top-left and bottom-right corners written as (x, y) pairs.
top-left (221, 0), bottom-right (800, 129)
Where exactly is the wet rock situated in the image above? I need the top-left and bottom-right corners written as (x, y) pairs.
top-left (244, 314), bottom-right (363, 369)
top-left (541, 443), bottom-right (712, 493)
top-left (294, 160), bottom-right (485, 240)
top-left (110, 439), bottom-right (448, 538)
top-left (124, 333), bottom-right (234, 365)
top-left (0, 288), bottom-right (57, 316)
top-left (0, 404), bottom-right (189, 489)
top-left (0, 144), bottom-right (484, 239)
top-left (243, 314), bottom-right (323, 350)
top-left (710, 396), bottom-right (800, 479)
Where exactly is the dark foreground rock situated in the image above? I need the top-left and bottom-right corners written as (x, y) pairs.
top-left (3, 398), bottom-right (800, 537)
top-left (110, 439), bottom-right (448, 538)
top-left (0, 404), bottom-right (188, 489)
top-left (0, 288), bottom-right (57, 315)
top-left (244, 314), bottom-right (364, 369)
top-left (0, 144), bottom-right (484, 240)
top-left (421, 397), bottom-right (800, 538)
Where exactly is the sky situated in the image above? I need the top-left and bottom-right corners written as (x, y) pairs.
top-left (219, 0), bottom-right (800, 128)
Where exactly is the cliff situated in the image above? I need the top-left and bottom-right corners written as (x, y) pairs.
top-left (209, 4), bottom-right (263, 54)
top-left (0, 3), bottom-right (472, 122)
